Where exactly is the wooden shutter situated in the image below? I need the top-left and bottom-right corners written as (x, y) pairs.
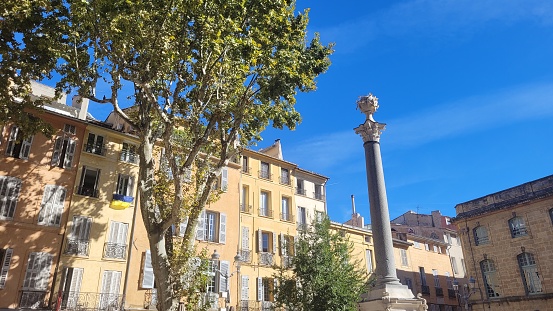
top-left (241, 227), bottom-right (249, 251)
top-left (67, 267), bottom-right (83, 294)
top-left (19, 136), bottom-right (33, 159)
top-left (0, 177), bottom-right (21, 220)
top-left (5, 126), bottom-right (18, 155)
top-left (221, 167), bottom-right (228, 191)
top-left (64, 139), bottom-right (76, 168)
top-left (109, 221), bottom-right (128, 244)
top-left (38, 186), bottom-right (66, 226)
top-left (257, 229), bottom-right (262, 253)
top-left (23, 252), bottom-right (53, 290)
top-left (142, 250), bottom-right (155, 289)
top-left (101, 270), bottom-right (122, 295)
top-left (72, 216), bottom-right (92, 240)
top-left (279, 233), bottom-right (285, 256)
top-left (272, 232), bottom-right (277, 254)
top-left (179, 218), bottom-right (188, 237)
top-left (257, 277), bottom-right (263, 301)
top-left (219, 260), bottom-right (229, 293)
top-left (219, 213), bottom-right (227, 244)
top-left (51, 136), bottom-right (63, 166)
top-left (0, 248), bottom-right (13, 288)
top-left (241, 275), bottom-right (249, 300)
top-left (196, 210), bottom-right (206, 240)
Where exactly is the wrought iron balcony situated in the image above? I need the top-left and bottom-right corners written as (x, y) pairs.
top-left (258, 207), bottom-right (273, 218)
top-left (258, 170), bottom-right (272, 181)
top-left (241, 203), bottom-right (252, 214)
top-left (103, 242), bottom-right (127, 260)
top-left (20, 290), bottom-right (46, 309)
top-left (65, 238), bottom-right (90, 256)
top-left (119, 151), bottom-right (138, 164)
top-left (421, 285), bottom-right (430, 295)
top-left (297, 222), bottom-right (308, 231)
top-left (314, 192), bottom-right (325, 201)
top-left (435, 287), bottom-right (444, 297)
top-left (239, 249), bottom-right (252, 263)
top-left (84, 143), bottom-right (106, 156)
top-left (279, 176), bottom-right (291, 185)
top-left (55, 291), bottom-right (123, 310)
top-left (282, 255), bottom-right (294, 269)
top-left (261, 301), bottom-right (273, 311)
top-left (76, 186), bottom-right (99, 198)
top-left (144, 289), bottom-right (157, 309)
top-left (259, 252), bottom-right (274, 266)
top-left (295, 188), bottom-right (306, 196)
top-left (280, 212), bottom-right (294, 223)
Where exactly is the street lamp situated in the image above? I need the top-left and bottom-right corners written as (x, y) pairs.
top-left (211, 250), bottom-right (243, 310)
top-left (453, 277), bottom-right (477, 310)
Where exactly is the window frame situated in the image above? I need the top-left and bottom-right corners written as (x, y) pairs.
top-left (0, 176), bottom-right (22, 220)
top-left (509, 216), bottom-right (528, 238)
top-left (481, 259), bottom-right (500, 298)
top-left (518, 252), bottom-right (542, 294)
top-left (473, 225), bottom-right (490, 245)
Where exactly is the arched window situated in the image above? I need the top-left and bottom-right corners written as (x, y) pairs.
top-left (480, 259), bottom-right (500, 298)
top-left (473, 226), bottom-right (489, 246)
top-left (518, 252), bottom-right (542, 294)
top-left (508, 216), bottom-right (528, 238)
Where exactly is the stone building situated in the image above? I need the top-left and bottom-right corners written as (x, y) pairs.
top-left (453, 174), bottom-right (553, 311)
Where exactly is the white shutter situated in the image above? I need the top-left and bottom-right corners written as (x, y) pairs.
top-left (101, 270), bottom-right (122, 295)
top-left (38, 185), bottom-right (66, 226)
top-left (64, 139), bottom-right (76, 168)
top-left (128, 176), bottom-right (135, 196)
top-left (242, 227), bottom-right (250, 251)
top-left (241, 275), bottom-right (249, 300)
top-left (279, 233), bottom-right (285, 256)
top-left (272, 232), bottom-right (277, 254)
top-left (219, 213), bottom-right (227, 244)
top-left (257, 277), bottom-right (263, 301)
top-left (23, 252), bottom-right (53, 290)
top-left (179, 218), bottom-right (188, 237)
top-left (51, 136), bottom-right (63, 166)
top-left (219, 260), bottom-right (229, 293)
top-left (142, 250), bottom-right (155, 289)
top-left (109, 221), bottom-right (128, 244)
top-left (0, 248), bottom-right (13, 288)
top-left (5, 126), bottom-right (18, 155)
top-left (68, 267), bottom-right (83, 294)
top-left (196, 210), bottom-right (206, 240)
top-left (221, 167), bottom-right (228, 191)
top-left (19, 136), bottom-right (33, 159)
top-left (257, 229), bottom-right (262, 253)
top-left (0, 177), bottom-right (21, 220)
top-left (72, 216), bottom-right (92, 240)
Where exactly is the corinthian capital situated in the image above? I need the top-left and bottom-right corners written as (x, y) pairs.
top-left (354, 120), bottom-right (386, 142)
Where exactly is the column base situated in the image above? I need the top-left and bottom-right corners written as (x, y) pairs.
top-left (359, 284), bottom-right (428, 311)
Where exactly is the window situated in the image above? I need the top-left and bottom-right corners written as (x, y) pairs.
top-left (366, 249), bottom-right (373, 273)
top-left (84, 133), bottom-right (105, 155)
top-left (22, 252), bottom-right (53, 291)
top-left (5, 126), bottom-right (33, 160)
top-left (220, 167), bottom-right (228, 191)
top-left (241, 185), bottom-right (250, 213)
top-left (419, 267), bottom-right (427, 286)
top-left (509, 216), bottom-right (528, 238)
top-left (296, 179), bottom-right (305, 195)
top-left (279, 234), bottom-right (295, 257)
top-left (404, 278), bottom-right (413, 290)
top-left (473, 226), bottom-right (490, 245)
top-left (207, 260), bottom-right (218, 293)
top-left (314, 184), bottom-right (323, 200)
top-left (400, 249), bottom-right (409, 266)
top-left (461, 258), bottom-right (467, 275)
top-left (77, 166), bottom-right (100, 197)
top-left (315, 211), bottom-right (325, 223)
top-left (99, 271), bottom-right (122, 309)
top-left (280, 168), bottom-right (290, 185)
top-left (116, 174), bottom-right (135, 196)
top-left (257, 277), bottom-right (274, 302)
top-left (0, 176), bottom-right (21, 220)
top-left (38, 185), bottom-right (66, 227)
top-left (259, 191), bottom-right (271, 217)
top-left (242, 156), bottom-right (250, 174)
top-left (59, 267), bottom-right (83, 308)
top-left (51, 135), bottom-right (77, 169)
top-left (241, 227), bottom-right (251, 261)
top-left (257, 230), bottom-right (275, 265)
top-left (297, 206), bottom-right (307, 230)
top-left (241, 275), bottom-right (249, 301)
top-left (445, 272), bottom-right (452, 289)
top-left (430, 232), bottom-right (439, 240)
top-left (120, 142), bottom-right (138, 163)
top-left (280, 197), bottom-right (291, 222)
top-left (104, 221), bottom-right (128, 259)
top-left (260, 162), bottom-right (270, 179)
top-left (518, 252), bottom-right (542, 294)
top-left (413, 241), bottom-right (420, 249)
top-left (481, 259), bottom-right (500, 297)
top-left (0, 248), bottom-right (14, 288)
top-left (424, 243), bottom-right (429, 251)
top-left (433, 245), bottom-right (438, 253)
top-left (65, 216), bottom-right (92, 256)
top-left (432, 269), bottom-right (440, 287)
top-left (196, 210), bottom-right (227, 244)
top-left (451, 257), bottom-right (458, 274)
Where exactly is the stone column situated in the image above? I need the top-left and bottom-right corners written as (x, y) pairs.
top-left (355, 94), bottom-right (427, 311)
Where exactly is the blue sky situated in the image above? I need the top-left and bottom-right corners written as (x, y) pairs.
top-left (85, 0), bottom-right (553, 223)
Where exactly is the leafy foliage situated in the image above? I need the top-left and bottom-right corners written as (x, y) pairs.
top-left (273, 218), bottom-right (368, 311)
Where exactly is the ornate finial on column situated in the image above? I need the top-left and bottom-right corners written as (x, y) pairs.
top-left (354, 93), bottom-right (386, 143)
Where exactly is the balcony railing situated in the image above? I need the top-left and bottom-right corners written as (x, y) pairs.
top-left (258, 208), bottom-right (273, 218)
top-left (448, 288), bottom-right (456, 298)
top-left (259, 252), bottom-right (274, 266)
top-left (144, 289), bottom-right (157, 309)
top-left (20, 290), bottom-right (46, 309)
top-left (421, 285), bottom-right (430, 295)
top-left (76, 186), bottom-right (99, 198)
top-left (296, 188), bottom-right (306, 196)
top-left (258, 170), bottom-right (272, 181)
top-left (103, 242), bottom-right (127, 259)
top-left (314, 192), bottom-right (325, 201)
top-left (282, 255), bottom-right (294, 268)
top-left (280, 212), bottom-right (294, 223)
top-left (239, 249), bottom-right (252, 263)
top-left (119, 151), bottom-right (138, 164)
top-left (84, 143), bottom-right (106, 156)
top-left (435, 287), bottom-right (444, 297)
top-left (241, 203), bottom-right (252, 214)
top-left (242, 166), bottom-right (251, 175)
top-left (55, 291), bottom-right (123, 310)
top-left (279, 176), bottom-right (291, 186)
top-left (65, 238), bottom-right (90, 256)
top-left (297, 222), bottom-right (308, 231)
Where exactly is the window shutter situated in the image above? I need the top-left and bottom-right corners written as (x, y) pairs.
top-left (68, 267), bottom-right (83, 294)
top-left (219, 213), bottom-right (227, 244)
top-left (53, 187), bottom-right (66, 226)
top-left (0, 248), bottom-right (13, 288)
top-left (38, 185), bottom-right (55, 225)
top-left (272, 232), bottom-right (277, 254)
top-left (128, 176), bottom-right (135, 196)
top-left (219, 260), bottom-right (229, 293)
top-left (23, 252), bottom-right (53, 290)
top-left (19, 136), bottom-right (33, 159)
top-left (73, 216), bottom-right (92, 240)
top-left (64, 138), bottom-right (76, 168)
top-left (0, 177), bottom-right (21, 220)
top-left (196, 210), bottom-right (206, 240)
top-left (179, 218), bottom-right (188, 237)
top-left (257, 229), bottom-right (262, 253)
top-left (221, 167), bottom-right (228, 191)
top-left (51, 136), bottom-right (63, 166)
top-left (242, 227), bottom-right (249, 251)
top-left (5, 126), bottom-right (18, 155)
top-left (279, 233), bottom-right (285, 256)
top-left (257, 277), bottom-right (263, 301)
top-left (241, 275), bottom-right (249, 300)
top-left (142, 250), bottom-right (155, 289)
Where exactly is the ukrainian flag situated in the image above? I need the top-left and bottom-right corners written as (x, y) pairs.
top-left (111, 193), bottom-right (134, 210)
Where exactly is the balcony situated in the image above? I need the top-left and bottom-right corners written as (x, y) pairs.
top-left (103, 242), bottom-right (127, 260)
top-left (84, 143), bottom-right (106, 156)
top-left (435, 287), bottom-right (444, 297)
top-left (421, 285), bottom-right (430, 295)
top-left (279, 176), bottom-right (291, 186)
top-left (240, 203), bottom-right (252, 214)
top-left (282, 255), bottom-right (294, 268)
top-left (258, 170), bottom-right (272, 181)
top-left (297, 222), bottom-right (308, 231)
top-left (76, 186), bottom-right (99, 198)
top-left (54, 291), bottom-right (123, 310)
top-left (259, 252), bottom-right (274, 266)
top-left (119, 151), bottom-right (138, 164)
top-left (20, 290), bottom-right (46, 309)
top-left (296, 188), bottom-right (306, 196)
top-left (280, 212), bottom-right (294, 223)
top-left (448, 288), bottom-right (456, 298)
top-left (239, 249), bottom-right (251, 263)
top-left (65, 238), bottom-right (90, 256)
top-left (258, 208), bottom-right (273, 218)
top-left (144, 289), bottom-right (157, 309)
top-left (314, 192), bottom-right (325, 201)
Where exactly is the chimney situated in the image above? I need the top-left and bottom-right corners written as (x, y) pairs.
top-left (72, 95), bottom-right (89, 120)
top-left (351, 195), bottom-right (356, 215)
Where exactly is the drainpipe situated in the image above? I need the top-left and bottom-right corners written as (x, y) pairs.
top-left (122, 172), bottom-right (141, 308)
